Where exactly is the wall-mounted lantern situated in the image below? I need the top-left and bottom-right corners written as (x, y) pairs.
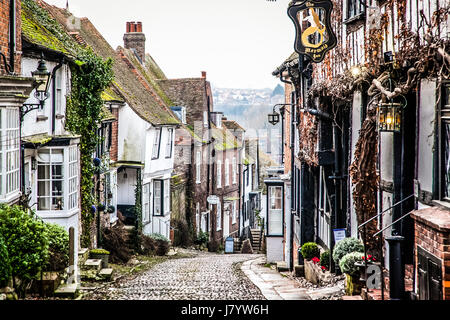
top-left (268, 111), bottom-right (281, 126)
top-left (378, 101), bottom-right (404, 133)
top-left (20, 54), bottom-right (52, 122)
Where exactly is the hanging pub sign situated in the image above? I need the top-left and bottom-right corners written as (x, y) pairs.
top-left (288, 0), bottom-right (337, 63)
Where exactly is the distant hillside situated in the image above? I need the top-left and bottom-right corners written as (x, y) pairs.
top-left (212, 86), bottom-right (284, 165)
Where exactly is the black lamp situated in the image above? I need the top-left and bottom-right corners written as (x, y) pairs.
top-left (268, 112), bottom-right (281, 126)
top-left (378, 101), bottom-right (403, 133)
top-left (31, 55), bottom-right (52, 104)
top-left (21, 53), bottom-right (52, 122)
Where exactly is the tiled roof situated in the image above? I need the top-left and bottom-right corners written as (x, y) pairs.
top-left (272, 52), bottom-right (299, 76)
top-left (21, 0), bottom-right (81, 58)
top-left (39, 2), bottom-right (179, 126)
top-left (222, 120), bottom-right (246, 132)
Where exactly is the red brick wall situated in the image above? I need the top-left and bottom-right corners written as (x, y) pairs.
top-left (413, 216), bottom-right (450, 300)
top-left (0, 0), bottom-right (22, 75)
top-left (110, 107), bottom-right (119, 162)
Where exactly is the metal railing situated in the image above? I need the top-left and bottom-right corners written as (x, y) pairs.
top-left (357, 194), bottom-right (415, 301)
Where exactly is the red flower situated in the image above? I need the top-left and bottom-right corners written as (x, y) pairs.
top-left (312, 257), bottom-right (320, 264)
top-left (321, 266), bottom-right (327, 271)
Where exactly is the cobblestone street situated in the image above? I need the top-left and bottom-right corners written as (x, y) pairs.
top-left (84, 250), bottom-right (267, 300)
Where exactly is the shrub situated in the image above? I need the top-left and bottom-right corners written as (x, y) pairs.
top-left (43, 223), bottom-right (69, 272)
top-left (141, 235), bottom-right (156, 255)
top-left (101, 225), bottom-right (132, 263)
top-left (148, 234), bottom-right (170, 256)
top-left (301, 242), bottom-right (320, 260)
top-left (339, 252), bottom-right (364, 276)
top-left (0, 205), bottom-right (49, 296)
top-left (0, 235), bottom-right (11, 288)
top-left (195, 232), bottom-right (209, 247)
top-left (90, 249), bottom-right (110, 255)
top-left (320, 251), bottom-right (330, 270)
top-left (332, 237), bottom-right (364, 264)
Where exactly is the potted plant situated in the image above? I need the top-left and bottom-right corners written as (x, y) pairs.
top-left (90, 249), bottom-right (110, 268)
top-left (339, 251), bottom-right (365, 295)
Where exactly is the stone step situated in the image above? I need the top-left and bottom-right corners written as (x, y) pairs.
top-left (98, 268), bottom-right (114, 281)
top-left (78, 248), bottom-right (89, 266)
top-left (82, 259), bottom-right (102, 272)
top-left (276, 261), bottom-right (289, 272)
top-left (54, 284), bottom-right (79, 299)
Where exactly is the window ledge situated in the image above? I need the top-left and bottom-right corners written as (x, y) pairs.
top-left (35, 209), bottom-right (79, 220)
top-left (343, 13), bottom-right (365, 25)
top-left (432, 200), bottom-right (450, 210)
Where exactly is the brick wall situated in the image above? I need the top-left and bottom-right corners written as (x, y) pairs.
top-left (412, 207), bottom-right (450, 300)
top-left (110, 107), bottom-right (119, 162)
top-left (0, 0), bottom-right (22, 75)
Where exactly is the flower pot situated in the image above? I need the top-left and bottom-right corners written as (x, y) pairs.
top-left (90, 253), bottom-right (109, 268)
top-left (345, 273), bottom-right (364, 296)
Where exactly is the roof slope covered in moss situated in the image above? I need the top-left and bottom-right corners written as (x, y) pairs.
top-left (21, 0), bottom-right (81, 58)
top-left (40, 2), bottom-right (179, 126)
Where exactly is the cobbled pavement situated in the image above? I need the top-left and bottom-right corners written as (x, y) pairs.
top-left (85, 250), bottom-right (266, 300)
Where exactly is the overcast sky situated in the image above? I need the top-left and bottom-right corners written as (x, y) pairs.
top-left (43, 0), bottom-right (294, 90)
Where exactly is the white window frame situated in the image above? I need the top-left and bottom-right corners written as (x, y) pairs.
top-left (67, 146), bottom-right (78, 210)
top-left (152, 128), bottom-right (162, 160)
top-left (165, 128), bottom-right (173, 159)
top-left (153, 180), bottom-right (162, 216)
top-left (37, 148), bottom-right (65, 212)
top-left (217, 160), bottom-right (222, 189)
top-left (196, 151), bottom-right (201, 184)
top-left (232, 200), bottom-right (237, 225)
top-left (225, 159), bottom-right (230, 187)
top-left (216, 202), bottom-right (222, 231)
top-left (268, 186), bottom-right (283, 236)
top-left (203, 111), bottom-right (208, 128)
top-left (143, 183), bottom-right (150, 223)
top-left (164, 179), bottom-right (170, 214)
top-left (232, 157), bottom-right (237, 185)
top-left (5, 108), bottom-right (20, 196)
top-left (196, 202), bottom-right (200, 233)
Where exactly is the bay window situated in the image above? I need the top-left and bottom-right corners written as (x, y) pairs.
top-left (440, 83), bottom-right (450, 200)
top-left (36, 147), bottom-right (79, 212)
top-left (37, 149), bottom-right (64, 211)
top-left (5, 108), bottom-right (20, 195)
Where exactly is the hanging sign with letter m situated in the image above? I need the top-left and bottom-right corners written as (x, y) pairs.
top-left (288, 0), bottom-right (337, 63)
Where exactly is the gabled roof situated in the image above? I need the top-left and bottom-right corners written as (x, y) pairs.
top-left (211, 125), bottom-right (241, 152)
top-left (39, 2), bottom-right (179, 126)
top-left (222, 120), bottom-right (245, 132)
top-left (157, 78), bottom-right (209, 119)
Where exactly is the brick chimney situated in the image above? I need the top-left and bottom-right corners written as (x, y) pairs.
top-left (124, 21), bottom-right (146, 63)
top-left (201, 71), bottom-right (207, 79)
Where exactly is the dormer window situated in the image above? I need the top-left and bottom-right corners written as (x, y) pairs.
top-left (170, 106), bottom-right (186, 124)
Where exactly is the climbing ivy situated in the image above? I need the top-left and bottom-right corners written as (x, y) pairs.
top-left (65, 48), bottom-right (114, 248)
